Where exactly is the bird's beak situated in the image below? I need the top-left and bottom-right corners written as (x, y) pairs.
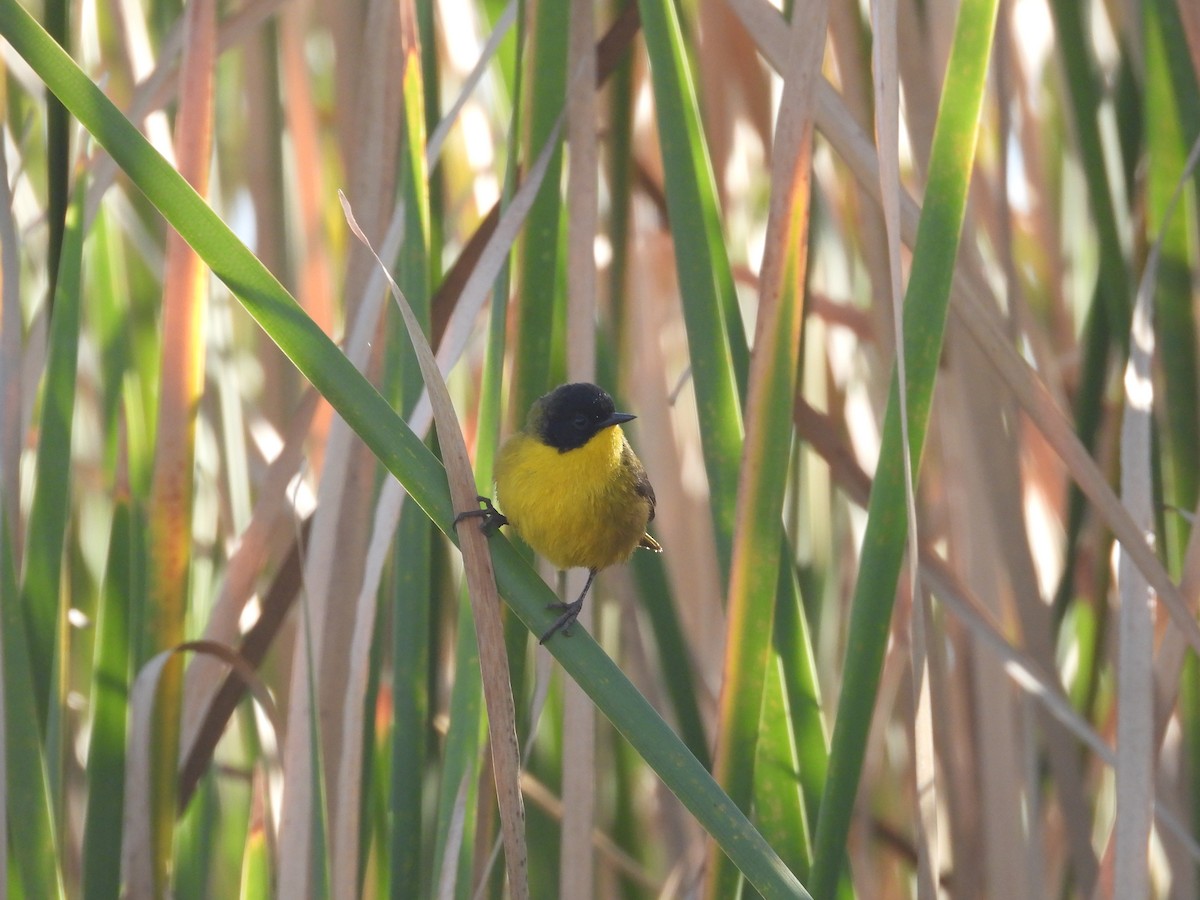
top-left (600, 412), bottom-right (636, 429)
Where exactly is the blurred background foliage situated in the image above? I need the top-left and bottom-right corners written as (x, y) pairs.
top-left (1, 0), bottom-right (1200, 896)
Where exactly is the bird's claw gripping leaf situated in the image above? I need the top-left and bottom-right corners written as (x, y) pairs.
top-left (453, 495), bottom-right (507, 534)
top-left (539, 598), bottom-right (585, 644)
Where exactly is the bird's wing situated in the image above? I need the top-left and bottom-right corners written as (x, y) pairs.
top-left (626, 446), bottom-right (656, 523)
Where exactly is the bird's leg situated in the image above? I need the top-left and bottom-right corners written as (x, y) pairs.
top-left (452, 495), bottom-right (507, 534)
top-left (539, 568), bottom-right (598, 644)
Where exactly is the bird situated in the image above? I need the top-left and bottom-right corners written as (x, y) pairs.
top-left (456, 382), bottom-right (661, 643)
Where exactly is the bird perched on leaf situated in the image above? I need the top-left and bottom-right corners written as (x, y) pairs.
top-left (457, 382), bottom-right (661, 643)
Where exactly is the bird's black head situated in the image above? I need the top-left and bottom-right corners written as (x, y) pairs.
top-left (529, 383), bottom-right (635, 452)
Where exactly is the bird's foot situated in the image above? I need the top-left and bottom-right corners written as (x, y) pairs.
top-left (453, 496), bottom-right (507, 534)
top-left (539, 597), bottom-right (585, 644)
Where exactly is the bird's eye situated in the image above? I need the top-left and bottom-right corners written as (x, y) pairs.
top-left (573, 414), bottom-right (589, 431)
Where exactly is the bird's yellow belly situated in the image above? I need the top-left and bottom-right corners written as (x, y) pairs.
top-left (495, 427), bottom-right (651, 571)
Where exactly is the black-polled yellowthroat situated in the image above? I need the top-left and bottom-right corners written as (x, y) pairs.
top-left (458, 383), bottom-right (661, 643)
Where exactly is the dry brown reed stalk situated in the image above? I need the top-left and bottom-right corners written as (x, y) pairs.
top-left (559, 0), bottom-right (601, 895)
top-left (139, 0), bottom-right (218, 890)
top-left (342, 193), bottom-right (530, 898)
top-left (273, 236), bottom-right (393, 894)
top-left (279, 0), bottom-right (338, 471)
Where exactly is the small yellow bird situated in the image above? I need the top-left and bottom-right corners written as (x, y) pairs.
top-left (458, 383), bottom-right (661, 643)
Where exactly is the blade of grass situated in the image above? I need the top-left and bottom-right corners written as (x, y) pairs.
top-left (1147, 0), bottom-right (1200, 569)
top-left (381, 16), bottom-right (434, 898)
top-left (807, 0), bottom-right (1000, 891)
top-left (2, 12), bottom-right (808, 891)
top-left (753, 652), bottom-right (812, 882)
top-left (1047, 0), bottom-right (1131, 342)
top-left (605, 0), bottom-right (635, 361)
top-left (476, 3), bottom-right (527, 812)
top-left (1, 512), bottom-right (64, 899)
top-left (1143, 1), bottom-right (1199, 880)
top-left (773, 551), bottom-right (827, 849)
top-left (705, 0), bottom-right (826, 895)
top-left (636, 0), bottom-right (744, 582)
top-left (81, 490), bottom-right (138, 900)
top-left (302, 611), bottom-right (331, 900)
top-left (499, 0), bottom-right (558, 734)
top-left (87, 198), bottom-right (133, 472)
top-left (0, 99), bottom-right (22, 545)
top-left (19, 176), bottom-right (83, 737)
top-left (1044, 0), bottom-right (1135, 642)
top-left (25, 177), bottom-right (89, 861)
top-left (430, 596), bottom-right (484, 899)
top-left (43, 0), bottom-right (68, 305)
top-left (509, 0), bottom-right (568, 416)
top-left (335, 489), bottom-right (423, 900)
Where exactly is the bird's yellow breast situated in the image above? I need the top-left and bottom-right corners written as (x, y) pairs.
top-left (494, 424), bottom-right (652, 571)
